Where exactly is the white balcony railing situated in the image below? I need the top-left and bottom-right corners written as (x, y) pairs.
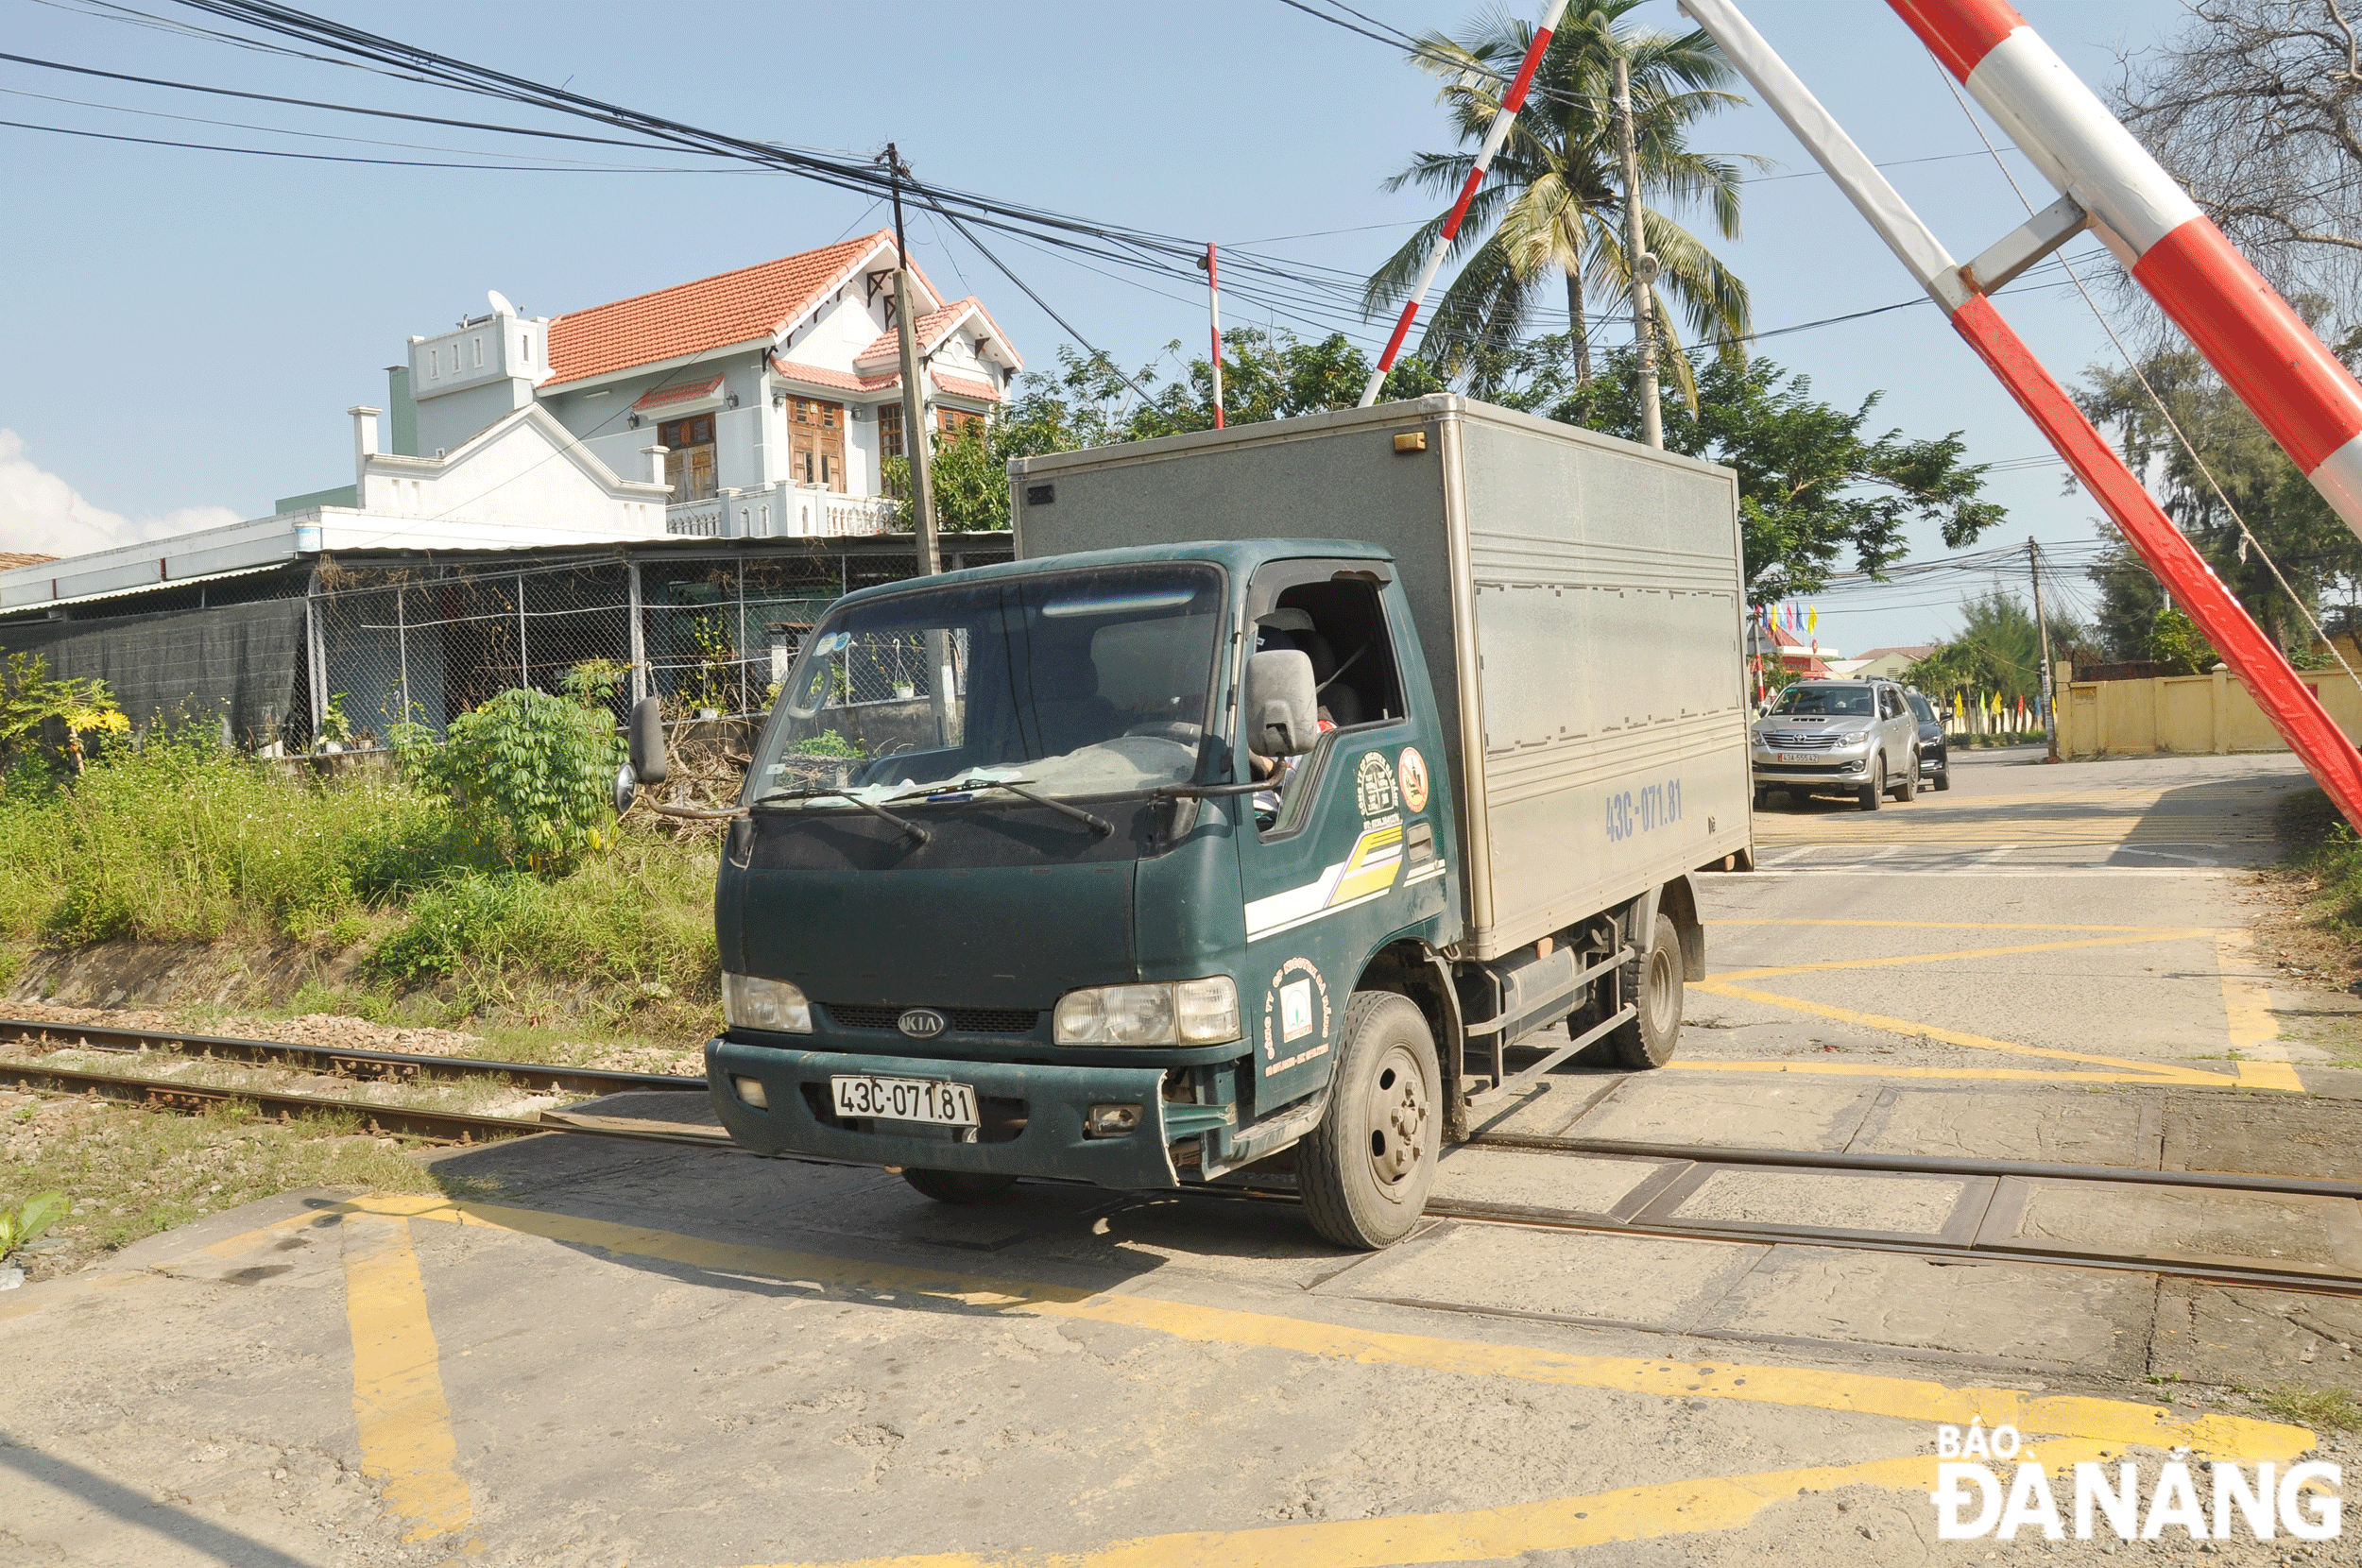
top-left (666, 485), bottom-right (899, 540)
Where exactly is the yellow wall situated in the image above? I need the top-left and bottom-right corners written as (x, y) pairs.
top-left (2059, 664), bottom-right (2362, 758)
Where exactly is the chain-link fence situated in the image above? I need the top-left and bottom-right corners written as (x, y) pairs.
top-left (306, 542), bottom-right (1009, 745)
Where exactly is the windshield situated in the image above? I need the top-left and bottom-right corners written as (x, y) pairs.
top-left (749, 562), bottom-right (1224, 806)
top-left (1907, 693), bottom-right (1937, 724)
top-left (1770, 684), bottom-right (1873, 717)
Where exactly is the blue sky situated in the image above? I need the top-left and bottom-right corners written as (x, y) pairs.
top-left (0, 0), bottom-right (2191, 652)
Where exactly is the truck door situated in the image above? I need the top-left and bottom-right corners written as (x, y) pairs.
top-left (1233, 563), bottom-right (1444, 1114)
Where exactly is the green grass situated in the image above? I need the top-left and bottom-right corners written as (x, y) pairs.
top-left (0, 1097), bottom-right (443, 1278)
top-left (2255, 1383), bottom-right (2362, 1434)
top-left (2282, 787), bottom-right (2362, 931)
top-left (0, 729), bottom-right (720, 1036)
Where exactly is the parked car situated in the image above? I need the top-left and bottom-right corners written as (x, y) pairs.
top-left (1906, 690), bottom-right (1950, 792)
top-left (1750, 679), bottom-right (1922, 810)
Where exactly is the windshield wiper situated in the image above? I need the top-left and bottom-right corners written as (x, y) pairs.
top-left (889, 776), bottom-right (1113, 838)
top-left (750, 786), bottom-right (930, 844)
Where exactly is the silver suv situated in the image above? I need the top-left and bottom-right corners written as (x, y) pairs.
top-left (1751, 679), bottom-right (1922, 810)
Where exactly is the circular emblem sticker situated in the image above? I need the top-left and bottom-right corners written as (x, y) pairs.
top-left (1354, 750), bottom-right (1397, 816)
top-left (1397, 746), bottom-right (1430, 813)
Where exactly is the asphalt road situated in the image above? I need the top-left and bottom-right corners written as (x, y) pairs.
top-left (5, 750), bottom-right (2359, 1567)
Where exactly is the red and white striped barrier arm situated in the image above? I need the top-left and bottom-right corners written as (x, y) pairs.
top-left (1358, 0), bottom-right (1573, 408)
top-left (1891, 0), bottom-right (2362, 543)
top-left (1679, 0), bottom-right (2362, 827)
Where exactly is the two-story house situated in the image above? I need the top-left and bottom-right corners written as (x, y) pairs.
top-left (3, 231), bottom-right (1022, 613)
top-left (402, 228), bottom-right (1021, 539)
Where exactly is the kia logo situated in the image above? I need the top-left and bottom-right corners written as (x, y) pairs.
top-left (898, 1008), bottom-right (948, 1039)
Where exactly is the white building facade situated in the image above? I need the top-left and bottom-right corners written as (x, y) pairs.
top-left (1, 231), bottom-right (1019, 613)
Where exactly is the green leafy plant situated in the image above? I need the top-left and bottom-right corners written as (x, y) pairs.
top-left (315, 692), bottom-right (356, 750)
top-left (402, 688), bottom-right (624, 873)
top-left (1, 652), bottom-right (129, 774)
top-left (0, 1190), bottom-right (66, 1261)
top-left (791, 730), bottom-right (864, 759)
top-left (2146, 608), bottom-right (2220, 676)
top-left (685, 616), bottom-right (737, 713)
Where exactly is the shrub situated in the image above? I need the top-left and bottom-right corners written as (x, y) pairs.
top-left (401, 687), bottom-right (623, 873)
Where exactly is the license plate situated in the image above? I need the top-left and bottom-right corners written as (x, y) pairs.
top-left (830, 1075), bottom-right (979, 1126)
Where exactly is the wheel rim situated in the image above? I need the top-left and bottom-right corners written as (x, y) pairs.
top-left (1645, 943), bottom-right (1679, 1035)
top-left (1364, 1042), bottom-right (1431, 1190)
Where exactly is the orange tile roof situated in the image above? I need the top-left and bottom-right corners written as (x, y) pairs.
top-left (546, 231), bottom-right (919, 386)
top-left (932, 372), bottom-right (1001, 403)
top-left (630, 374), bottom-right (724, 411)
top-left (772, 360), bottom-right (902, 394)
top-left (852, 296), bottom-right (1021, 370)
top-left (0, 553), bottom-right (58, 571)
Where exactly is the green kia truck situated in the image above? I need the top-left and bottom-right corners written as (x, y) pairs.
top-left (645, 397), bottom-right (1753, 1248)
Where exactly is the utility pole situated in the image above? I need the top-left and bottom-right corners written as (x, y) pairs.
top-left (2028, 536), bottom-right (2058, 760)
top-left (883, 144), bottom-right (939, 576)
top-left (1613, 55), bottom-right (1663, 451)
top-left (1199, 243), bottom-right (1224, 429)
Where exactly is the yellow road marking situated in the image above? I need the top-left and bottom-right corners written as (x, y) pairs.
top-left (342, 1211), bottom-right (476, 1545)
top-left (750, 1446), bottom-right (2132, 1568)
top-left (2217, 929), bottom-right (2304, 1093)
top-left (1713, 929), bottom-right (2208, 984)
top-left (337, 1193), bottom-right (2303, 1460)
top-left (1688, 979), bottom-right (2300, 1091)
top-left (1709, 918), bottom-right (2198, 931)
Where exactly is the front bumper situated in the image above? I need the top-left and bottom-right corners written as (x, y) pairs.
top-left (1751, 754), bottom-right (1869, 779)
top-left (707, 1037), bottom-right (1227, 1188)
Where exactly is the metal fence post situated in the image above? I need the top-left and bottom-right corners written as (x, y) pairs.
top-left (304, 570), bottom-right (325, 749)
top-left (516, 569), bottom-right (528, 690)
top-left (396, 583), bottom-right (410, 728)
top-left (627, 554), bottom-right (647, 705)
top-left (737, 554), bottom-right (749, 715)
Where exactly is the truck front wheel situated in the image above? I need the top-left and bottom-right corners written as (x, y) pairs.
top-left (1607, 914), bottom-right (1685, 1068)
top-left (1299, 992), bottom-right (1439, 1250)
top-left (902, 1168), bottom-right (1017, 1203)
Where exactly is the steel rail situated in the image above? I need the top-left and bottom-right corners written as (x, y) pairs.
top-left (0, 1062), bottom-right (736, 1151)
top-left (10, 1057), bottom-right (2360, 1295)
top-left (0, 1017), bottom-right (705, 1098)
top-left (1469, 1130), bottom-right (2362, 1201)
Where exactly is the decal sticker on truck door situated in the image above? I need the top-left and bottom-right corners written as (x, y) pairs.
top-left (1261, 956), bottom-right (1333, 1075)
top-left (1241, 819), bottom-right (1404, 939)
top-left (1396, 745), bottom-right (1429, 813)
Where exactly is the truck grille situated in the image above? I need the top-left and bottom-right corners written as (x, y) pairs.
top-left (825, 1004), bottom-right (1042, 1034)
top-left (1758, 731), bottom-right (1840, 749)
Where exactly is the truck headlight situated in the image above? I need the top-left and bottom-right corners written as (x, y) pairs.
top-left (724, 973), bottom-right (812, 1033)
top-left (1054, 977), bottom-right (1240, 1047)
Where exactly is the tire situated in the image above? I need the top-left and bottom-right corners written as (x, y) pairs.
top-left (1299, 992), bottom-right (1440, 1250)
top-left (1891, 752), bottom-right (1917, 802)
top-left (1859, 756), bottom-right (1883, 811)
top-left (1753, 786), bottom-right (1771, 810)
top-left (902, 1167), bottom-right (1017, 1203)
top-left (1608, 913), bottom-right (1686, 1068)
top-left (1934, 761), bottom-right (1951, 792)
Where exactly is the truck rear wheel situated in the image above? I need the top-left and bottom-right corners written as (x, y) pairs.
top-left (902, 1168), bottom-right (1017, 1203)
top-left (1607, 914), bottom-right (1685, 1069)
top-left (1299, 992), bottom-right (1438, 1250)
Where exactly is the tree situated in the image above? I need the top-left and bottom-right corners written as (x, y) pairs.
top-left (2114, 1), bottom-right (2362, 337)
top-left (885, 334), bottom-right (1446, 532)
top-left (1364, 1), bottom-right (1754, 400)
top-left (2075, 348), bottom-right (2362, 656)
top-left (0, 652), bottom-right (128, 775)
top-left (1549, 349), bottom-right (2005, 602)
top-left (1906, 590), bottom-right (2088, 704)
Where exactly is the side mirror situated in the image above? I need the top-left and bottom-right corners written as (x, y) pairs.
top-left (1244, 648), bottom-right (1319, 758)
top-left (627, 696), bottom-right (668, 784)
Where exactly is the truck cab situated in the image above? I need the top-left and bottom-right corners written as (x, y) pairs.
top-left (707, 537), bottom-right (1463, 1245)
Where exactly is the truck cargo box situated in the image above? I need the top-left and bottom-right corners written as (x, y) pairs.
top-left (1011, 395), bottom-right (1753, 960)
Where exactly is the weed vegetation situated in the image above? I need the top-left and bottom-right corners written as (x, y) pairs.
top-left (0, 727), bottom-right (719, 1035)
top-left (0, 1095), bottom-right (442, 1279)
top-left (2280, 788), bottom-right (2362, 930)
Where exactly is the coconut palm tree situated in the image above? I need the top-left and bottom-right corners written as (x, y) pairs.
top-left (1364, 2), bottom-right (1756, 401)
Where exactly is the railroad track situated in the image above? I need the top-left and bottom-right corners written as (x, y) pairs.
top-left (9, 1017), bottom-right (2360, 1296)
